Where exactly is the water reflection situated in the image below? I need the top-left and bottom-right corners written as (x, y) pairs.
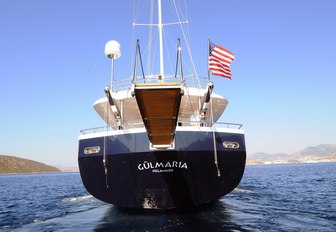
top-left (94, 200), bottom-right (246, 231)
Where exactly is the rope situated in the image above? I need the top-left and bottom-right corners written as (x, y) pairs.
top-left (210, 94), bottom-right (221, 177)
top-left (172, 0), bottom-right (200, 88)
top-left (103, 101), bottom-right (109, 188)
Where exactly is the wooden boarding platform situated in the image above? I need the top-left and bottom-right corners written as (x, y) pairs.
top-left (134, 82), bottom-right (183, 146)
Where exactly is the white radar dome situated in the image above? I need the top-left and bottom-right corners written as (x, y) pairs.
top-left (104, 40), bottom-right (121, 59)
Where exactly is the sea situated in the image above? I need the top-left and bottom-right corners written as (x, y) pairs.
top-left (1, 162), bottom-right (335, 232)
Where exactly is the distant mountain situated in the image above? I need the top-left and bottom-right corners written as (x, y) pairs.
top-left (292, 144), bottom-right (336, 159)
top-left (247, 144), bottom-right (336, 165)
top-left (55, 165), bottom-right (79, 172)
top-left (248, 152), bottom-right (290, 161)
top-left (0, 155), bottom-right (61, 174)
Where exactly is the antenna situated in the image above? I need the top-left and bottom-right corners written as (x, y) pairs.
top-left (105, 40), bottom-right (121, 91)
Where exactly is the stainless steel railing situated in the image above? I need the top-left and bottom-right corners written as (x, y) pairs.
top-left (80, 121), bottom-right (242, 135)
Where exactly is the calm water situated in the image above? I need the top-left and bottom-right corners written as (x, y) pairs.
top-left (1, 163), bottom-right (335, 231)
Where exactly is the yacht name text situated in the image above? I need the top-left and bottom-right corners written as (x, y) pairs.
top-left (138, 161), bottom-right (188, 173)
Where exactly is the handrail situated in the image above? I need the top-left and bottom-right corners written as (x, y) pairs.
top-left (214, 122), bottom-right (243, 129)
top-left (80, 126), bottom-right (107, 135)
top-left (80, 121), bottom-right (243, 135)
top-left (112, 74), bottom-right (209, 92)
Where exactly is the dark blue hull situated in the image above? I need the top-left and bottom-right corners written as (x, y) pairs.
top-left (78, 130), bottom-right (246, 209)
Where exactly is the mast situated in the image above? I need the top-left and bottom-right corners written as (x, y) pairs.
top-left (158, 0), bottom-right (164, 78)
top-left (134, 0), bottom-right (190, 80)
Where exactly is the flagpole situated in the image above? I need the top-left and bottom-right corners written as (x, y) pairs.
top-left (207, 37), bottom-right (210, 81)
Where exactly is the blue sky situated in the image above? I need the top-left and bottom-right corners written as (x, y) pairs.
top-left (1, 0), bottom-right (335, 167)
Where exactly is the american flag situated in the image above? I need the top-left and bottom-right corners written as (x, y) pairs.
top-left (208, 41), bottom-right (235, 79)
